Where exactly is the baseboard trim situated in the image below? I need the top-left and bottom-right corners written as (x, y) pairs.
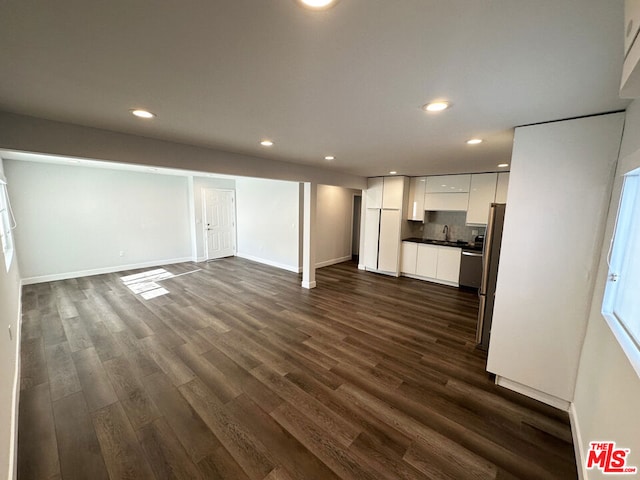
top-left (20, 257), bottom-right (195, 285)
top-left (358, 264), bottom-right (366, 270)
top-left (569, 403), bottom-right (586, 480)
top-left (235, 252), bottom-right (299, 273)
top-left (364, 267), bottom-right (400, 278)
top-left (401, 272), bottom-right (459, 288)
top-left (315, 256), bottom-right (352, 269)
top-left (301, 280), bottom-right (317, 289)
top-left (495, 376), bottom-right (571, 411)
top-left (9, 282), bottom-right (22, 480)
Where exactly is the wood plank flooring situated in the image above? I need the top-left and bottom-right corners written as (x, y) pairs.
top-left (17, 258), bottom-right (578, 479)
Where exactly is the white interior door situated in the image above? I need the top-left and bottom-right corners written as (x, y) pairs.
top-left (203, 188), bottom-right (236, 260)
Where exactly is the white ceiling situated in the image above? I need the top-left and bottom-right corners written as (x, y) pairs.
top-left (0, 0), bottom-right (630, 177)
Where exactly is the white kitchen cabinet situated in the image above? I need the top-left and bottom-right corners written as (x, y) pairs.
top-left (424, 192), bottom-right (469, 211)
top-left (407, 177), bottom-right (426, 220)
top-left (466, 173), bottom-right (498, 225)
top-left (363, 176), bottom-right (407, 276)
top-left (366, 177), bottom-right (383, 209)
top-left (416, 244), bottom-right (438, 278)
top-left (425, 174), bottom-right (470, 193)
top-left (621, 0), bottom-right (640, 97)
top-left (495, 172), bottom-right (510, 203)
top-left (378, 210), bottom-right (402, 273)
top-left (382, 176), bottom-right (404, 209)
top-left (402, 243), bottom-right (462, 286)
top-left (436, 247), bottom-right (462, 284)
top-left (400, 241), bottom-right (418, 274)
top-left (363, 209), bottom-right (380, 269)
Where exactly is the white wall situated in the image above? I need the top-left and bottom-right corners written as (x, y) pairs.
top-left (572, 101), bottom-right (640, 479)
top-left (5, 160), bottom-right (192, 283)
top-left (235, 177), bottom-right (300, 272)
top-left (191, 176), bottom-right (236, 261)
top-left (0, 158), bottom-right (22, 480)
top-left (316, 185), bottom-right (359, 268)
top-left (486, 113), bottom-right (625, 405)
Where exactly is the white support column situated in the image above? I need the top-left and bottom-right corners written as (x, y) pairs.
top-left (302, 182), bottom-right (317, 289)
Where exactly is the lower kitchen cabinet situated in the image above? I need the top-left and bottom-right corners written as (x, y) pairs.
top-left (400, 241), bottom-right (417, 274)
top-left (401, 242), bottom-right (462, 286)
top-left (416, 244), bottom-right (438, 278)
top-left (436, 246), bottom-right (462, 283)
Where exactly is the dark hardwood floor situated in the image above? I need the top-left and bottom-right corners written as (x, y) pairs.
top-left (17, 258), bottom-right (578, 479)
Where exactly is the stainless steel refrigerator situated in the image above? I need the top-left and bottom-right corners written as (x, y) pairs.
top-left (476, 203), bottom-right (506, 351)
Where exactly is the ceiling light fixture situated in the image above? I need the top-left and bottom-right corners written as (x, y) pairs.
top-left (297, 0), bottom-right (339, 10)
top-left (467, 138), bottom-right (483, 145)
top-left (131, 109), bottom-right (155, 119)
top-left (423, 101), bottom-right (450, 112)
top-left (498, 163), bottom-right (509, 168)
top-left (260, 140), bottom-right (274, 147)
top-left (389, 171), bottom-right (397, 175)
top-left (324, 156), bottom-right (335, 161)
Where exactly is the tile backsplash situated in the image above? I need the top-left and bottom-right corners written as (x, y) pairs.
top-left (405, 211), bottom-right (485, 242)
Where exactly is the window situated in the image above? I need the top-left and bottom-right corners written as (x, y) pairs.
top-left (603, 168), bottom-right (640, 376)
top-left (0, 173), bottom-right (16, 272)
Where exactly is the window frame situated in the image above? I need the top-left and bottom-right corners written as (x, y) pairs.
top-left (602, 169), bottom-right (640, 377)
top-left (0, 174), bottom-right (15, 272)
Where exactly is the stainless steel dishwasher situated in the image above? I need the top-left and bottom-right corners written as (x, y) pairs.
top-left (459, 249), bottom-right (483, 288)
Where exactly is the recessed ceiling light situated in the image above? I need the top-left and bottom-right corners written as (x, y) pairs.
top-left (389, 171), bottom-right (397, 175)
top-left (260, 140), bottom-right (274, 147)
top-left (467, 138), bottom-right (483, 145)
top-left (498, 163), bottom-right (509, 168)
top-left (131, 109), bottom-right (155, 119)
top-left (324, 155), bottom-right (335, 161)
top-left (297, 0), bottom-right (339, 10)
top-left (423, 101), bottom-right (450, 112)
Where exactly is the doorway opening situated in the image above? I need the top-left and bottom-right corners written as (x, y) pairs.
top-left (352, 194), bottom-right (362, 263)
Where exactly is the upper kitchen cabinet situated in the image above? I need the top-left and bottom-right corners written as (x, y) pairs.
top-left (366, 177), bottom-right (384, 209)
top-left (424, 174), bottom-right (470, 211)
top-left (407, 177), bottom-right (426, 220)
top-left (466, 173), bottom-right (498, 225)
top-left (495, 172), bottom-right (510, 203)
top-left (367, 176), bottom-right (406, 210)
top-left (620, 0), bottom-right (640, 97)
top-left (382, 176), bottom-right (405, 209)
top-left (424, 192), bottom-right (469, 211)
top-left (425, 174), bottom-right (470, 193)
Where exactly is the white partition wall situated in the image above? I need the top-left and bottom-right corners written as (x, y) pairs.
top-left (235, 177), bottom-right (300, 272)
top-left (5, 160), bottom-right (193, 283)
top-left (486, 113), bottom-right (625, 406)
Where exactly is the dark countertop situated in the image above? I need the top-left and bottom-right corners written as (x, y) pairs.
top-left (403, 237), bottom-right (483, 252)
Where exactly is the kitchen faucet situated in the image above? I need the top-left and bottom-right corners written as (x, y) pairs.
top-left (443, 224), bottom-right (449, 241)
